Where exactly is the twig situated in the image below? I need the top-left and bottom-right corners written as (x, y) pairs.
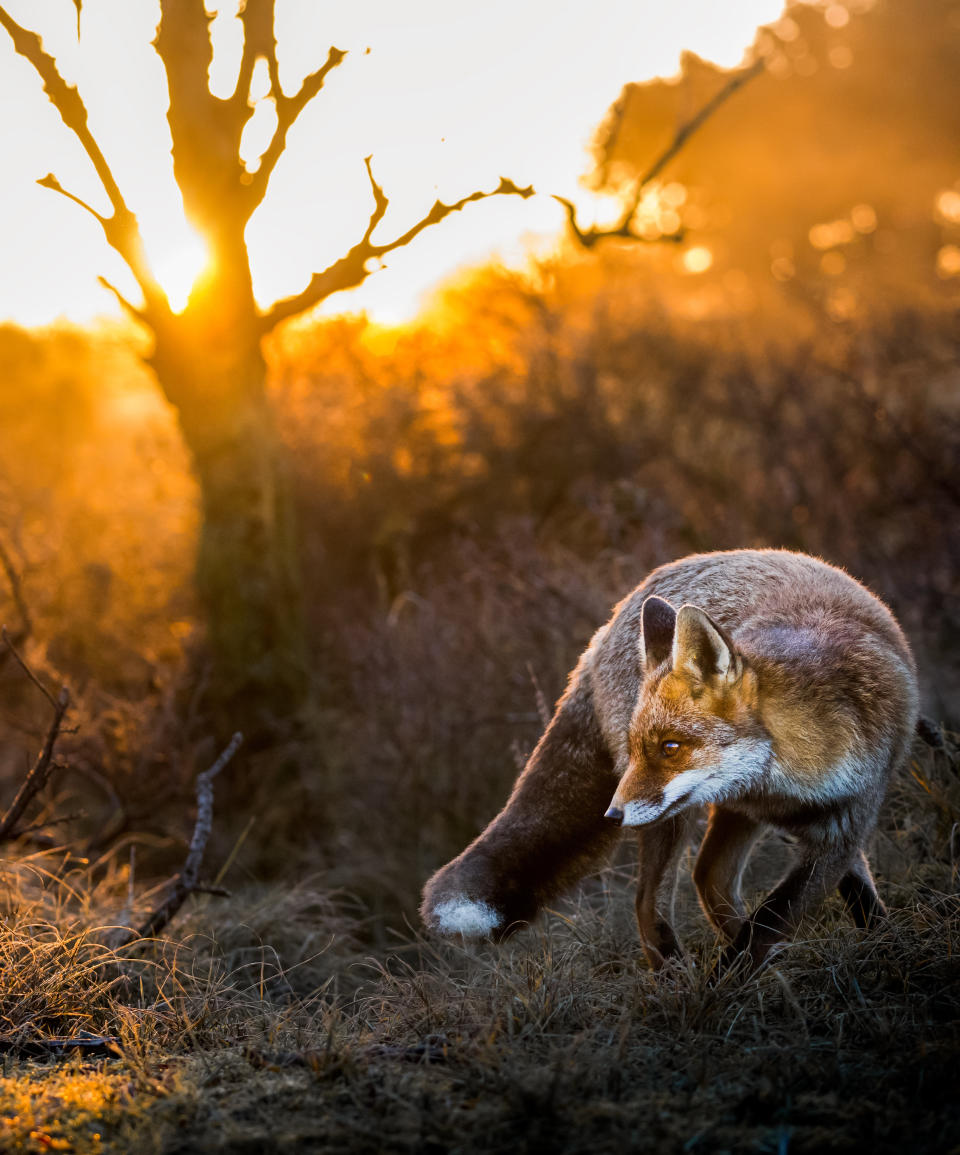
top-left (97, 275), bottom-right (147, 324)
top-left (246, 42), bottom-right (347, 211)
top-left (0, 685), bottom-right (71, 842)
top-left (558, 56), bottom-right (764, 249)
top-left (117, 845), bottom-right (136, 929)
top-left (36, 172), bottom-right (107, 225)
top-left (262, 171), bottom-right (534, 330)
top-left (12, 809), bottom-right (84, 838)
top-left (0, 538), bottom-right (30, 643)
top-left (135, 732), bottom-right (243, 939)
top-left (213, 813), bottom-right (256, 886)
top-left (1, 625), bottom-right (57, 708)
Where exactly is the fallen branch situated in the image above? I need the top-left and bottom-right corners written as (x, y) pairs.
top-left (0, 1033), bottom-right (120, 1059)
top-left (135, 731), bottom-right (243, 940)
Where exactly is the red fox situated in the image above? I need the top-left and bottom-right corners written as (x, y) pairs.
top-left (421, 549), bottom-right (920, 970)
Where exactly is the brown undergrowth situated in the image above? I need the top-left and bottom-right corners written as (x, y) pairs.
top-left (0, 734), bottom-right (956, 1153)
top-left (1, 289), bottom-right (959, 1152)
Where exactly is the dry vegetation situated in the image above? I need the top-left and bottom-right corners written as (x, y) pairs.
top-left (0, 265), bottom-right (958, 1150)
top-left (0, 734), bottom-right (956, 1153)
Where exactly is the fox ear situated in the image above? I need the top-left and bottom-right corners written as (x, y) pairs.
top-left (673, 605), bottom-right (741, 684)
top-left (640, 596), bottom-right (677, 672)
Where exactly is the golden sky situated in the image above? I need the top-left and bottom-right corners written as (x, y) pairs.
top-left (0, 0), bottom-right (788, 326)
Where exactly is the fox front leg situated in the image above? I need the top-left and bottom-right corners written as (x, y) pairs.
top-left (420, 677), bottom-right (622, 940)
top-left (634, 815), bottom-right (689, 969)
top-left (692, 806), bottom-right (763, 943)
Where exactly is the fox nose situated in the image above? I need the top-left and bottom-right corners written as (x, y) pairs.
top-left (604, 805), bottom-right (624, 826)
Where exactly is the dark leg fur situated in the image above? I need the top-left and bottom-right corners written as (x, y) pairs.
top-left (421, 674), bottom-right (621, 938)
top-left (837, 849), bottom-right (887, 929)
top-left (693, 806), bottom-right (762, 943)
top-left (634, 815), bottom-right (689, 969)
top-left (718, 840), bottom-right (859, 974)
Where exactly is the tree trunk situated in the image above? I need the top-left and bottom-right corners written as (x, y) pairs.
top-left (150, 291), bottom-right (308, 729)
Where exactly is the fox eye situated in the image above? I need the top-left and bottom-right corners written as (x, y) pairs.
top-left (661, 740), bottom-right (681, 757)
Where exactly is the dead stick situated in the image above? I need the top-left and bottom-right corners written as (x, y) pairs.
top-left (0, 685), bottom-right (70, 841)
top-left (1, 625), bottom-right (57, 708)
top-left (135, 731), bottom-right (243, 939)
top-left (0, 540), bottom-right (30, 642)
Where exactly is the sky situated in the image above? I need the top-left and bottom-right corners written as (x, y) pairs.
top-left (0, 0), bottom-right (789, 327)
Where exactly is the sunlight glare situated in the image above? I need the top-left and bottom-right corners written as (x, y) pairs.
top-left (0, 0), bottom-right (790, 326)
top-left (150, 232), bottom-right (212, 313)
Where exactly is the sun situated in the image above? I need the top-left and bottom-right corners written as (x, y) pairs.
top-left (151, 232), bottom-right (212, 313)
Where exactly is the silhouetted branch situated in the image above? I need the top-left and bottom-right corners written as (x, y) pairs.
top-left (235, 0), bottom-right (276, 107)
top-left (552, 194), bottom-right (686, 250)
top-left (263, 169), bottom-right (535, 330)
top-left (559, 57), bottom-right (764, 249)
top-left (135, 731), bottom-right (243, 939)
top-left (0, 6), bottom-right (167, 317)
top-left (36, 172), bottom-right (107, 225)
top-left (248, 43), bottom-right (347, 209)
top-left (98, 276), bottom-right (148, 324)
top-left (361, 155), bottom-right (389, 242)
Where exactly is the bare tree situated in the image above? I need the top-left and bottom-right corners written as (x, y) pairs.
top-left (0, 2), bottom-right (533, 721)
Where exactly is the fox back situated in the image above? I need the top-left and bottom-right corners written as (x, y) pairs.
top-left (591, 549), bottom-right (918, 832)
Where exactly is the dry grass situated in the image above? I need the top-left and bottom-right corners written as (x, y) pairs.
top-left (0, 736), bottom-right (955, 1153)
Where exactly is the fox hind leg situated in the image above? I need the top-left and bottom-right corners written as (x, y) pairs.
top-left (837, 848), bottom-right (887, 929)
top-left (723, 839), bottom-right (861, 971)
top-left (634, 814), bottom-right (690, 969)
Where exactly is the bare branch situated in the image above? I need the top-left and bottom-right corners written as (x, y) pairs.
top-left (37, 172), bottom-right (106, 224)
top-left (0, 6), bottom-right (167, 316)
top-left (1, 625), bottom-right (55, 707)
top-left (0, 683), bottom-right (70, 843)
top-left (262, 168), bottom-right (535, 331)
top-left (552, 194), bottom-right (685, 250)
top-left (371, 176), bottom-right (535, 257)
top-left (0, 8), bottom-right (124, 212)
top-left (560, 56), bottom-right (764, 249)
top-left (135, 731), bottom-right (243, 940)
top-left (97, 276), bottom-right (148, 324)
top-left (361, 155), bottom-right (388, 243)
top-left (13, 809), bottom-right (84, 839)
top-left (235, 0), bottom-right (276, 106)
top-left (0, 540), bottom-right (30, 645)
top-left (246, 44), bottom-right (347, 209)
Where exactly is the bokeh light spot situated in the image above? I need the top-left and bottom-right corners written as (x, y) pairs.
top-left (681, 246), bottom-right (713, 274)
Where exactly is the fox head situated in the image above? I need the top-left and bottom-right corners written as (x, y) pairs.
top-left (605, 596), bottom-right (771, 827)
